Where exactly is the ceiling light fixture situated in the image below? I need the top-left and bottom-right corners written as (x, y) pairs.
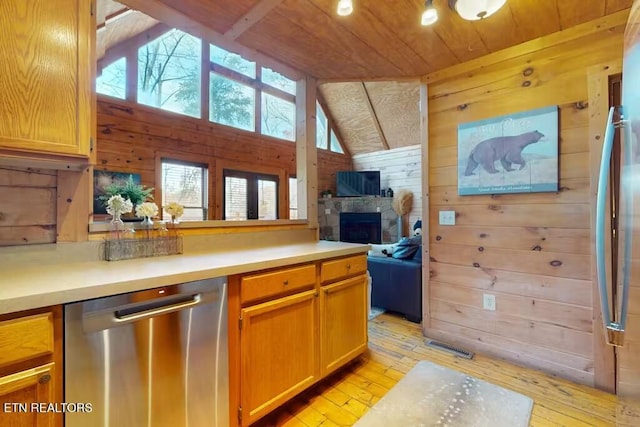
top-left (448, 0), bottom-right (507, 20)
top-left (337, 0), bottom-right (353, 16)
top-left (421, 0), bottom-right (438, 26)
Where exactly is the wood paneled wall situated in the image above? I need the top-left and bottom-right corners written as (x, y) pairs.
top-left (0, 167), bottom-right (57, 245)
top-left (424, 18), bottom-right (626, 386)
top-left (352, 145), bottom-right (422, 235)
top-left (96, 97), bottom-right (352, 218)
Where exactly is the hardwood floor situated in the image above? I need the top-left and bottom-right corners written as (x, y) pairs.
top-left (253, 312), bottom-right (639, 427)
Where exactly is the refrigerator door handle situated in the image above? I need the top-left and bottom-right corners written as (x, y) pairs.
top-left (595, 106), bottom-right (629, 347)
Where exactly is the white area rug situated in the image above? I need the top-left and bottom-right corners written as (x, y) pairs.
top-left (354, 360), bottom-right (533, 427)
top-left (368, 307), bottom-right (385, 320)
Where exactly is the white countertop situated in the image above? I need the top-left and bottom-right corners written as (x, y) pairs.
top-left (0, 241), bottom-right (369, 315)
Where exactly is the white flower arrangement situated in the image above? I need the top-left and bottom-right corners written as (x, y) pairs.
top-left (165, 202), bottom-right (185, 219)
top-left (106, 195), bottom-right (133, 217)
top-left (135, 202), bottom-right (159, 218)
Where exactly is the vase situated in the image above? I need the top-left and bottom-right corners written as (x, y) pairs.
top-left (109, 213), bottom-right (125, 240)
top-left (141, 216), bottom-right (154, 228)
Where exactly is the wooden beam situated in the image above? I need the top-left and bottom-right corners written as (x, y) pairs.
top-left (98, 22), bottom-right (170, 68)
top-left (361, 82), bottom-right (390, 150)
top-left (425, 9), bottom-right (630, 84)
top-left (117, 0), bottom-right (304, 81)
top-left (97, 8), bottom-right (134, 31)
top-left (419, 81), bottom-right (429, 329)
top-left (223, 0), bottom-right (285, 41)
top-left (296, 77), bottom-right (318, 229)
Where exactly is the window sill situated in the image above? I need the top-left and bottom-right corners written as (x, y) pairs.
top-left (89, 219), bottom-right (308, 233)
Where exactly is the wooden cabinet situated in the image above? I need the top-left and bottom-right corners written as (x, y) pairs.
top-left (230, 253), bottom-right (368, 426)
top-left (240, 290), bottom-right (318, 425)
top-left (0, 364), bottom-right (56, 427)
top-left (0, 307), bottom-right (62, 427)
top-left (320, 274), bottom-right (368, 375)
top-left (0, 0), bottom-right (94, 165)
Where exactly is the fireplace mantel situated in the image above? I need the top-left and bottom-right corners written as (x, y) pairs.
top-left (318, 197), bottom-right (398, 243)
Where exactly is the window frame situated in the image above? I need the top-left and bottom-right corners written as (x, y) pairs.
top-left (215, 160), bottom-right (288, 220)
top-left (154, 152), bottom-right (215, 221)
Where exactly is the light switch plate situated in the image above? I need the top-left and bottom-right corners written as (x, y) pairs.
top-left (439, 210), bottom-right (456, 225)
top-left (483, 294), bottom-right (496, 311)
top-left (325, 208), bottom-right (331, 215)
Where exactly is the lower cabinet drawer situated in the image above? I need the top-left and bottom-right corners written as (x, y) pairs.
top-left (320, 255), bottom-right (367, 283)
top-left (241, 264), bottom-right (316, 304)
top-left (0, 312), bottom-right (54, 368)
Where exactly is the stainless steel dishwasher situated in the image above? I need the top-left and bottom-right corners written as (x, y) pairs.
top-left (65, 277), bottom-right (228, 427)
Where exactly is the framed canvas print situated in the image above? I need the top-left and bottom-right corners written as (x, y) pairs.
top-left (93, 170), bottom-right (142, 217)
top-left (457, 106), bottom-right (559, 195)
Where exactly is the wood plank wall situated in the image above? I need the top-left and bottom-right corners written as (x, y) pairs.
top-left (424, 20), bottom-right (626, 386)
top-left (96, 97), bottom-right (352, 218)
top-left (352, 145), bottom-right (422, 236)
top-left (0, 167), bottom-right (57, 245)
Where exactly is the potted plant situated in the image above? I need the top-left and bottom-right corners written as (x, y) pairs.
top-left (98, 175), bottom-right (154, 219)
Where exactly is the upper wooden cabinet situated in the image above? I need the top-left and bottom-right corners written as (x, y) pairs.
top-left (0, 0), bottom-right (94, 165)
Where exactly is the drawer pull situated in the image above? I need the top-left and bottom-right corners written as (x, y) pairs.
top-left (39, 374), bottom-right (51, 385)
top-left (283, 280), bottom-right (289, 286)
top-left (346, 264), bottom-right (351, 269)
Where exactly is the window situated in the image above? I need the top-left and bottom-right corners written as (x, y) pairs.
top-left (316, 101), bottom-right (328, 149)
top-left (289, 177), bottom-right (298, 219)
top-left (96, 57), bottom-right (126, 99)
top-left (261, 93), bottom-right (295, 141)
top-left (261, 67), bottom-right (296, 95)
top-left (210, 72), bottom-right (255, 131)
top-left (138, 29), bottom-right (202, 118)
top-left (161, 159), bottom-right (208, 220)
top-left (330, 130), bottom-right (344, 153)
top-left (224, 170), bottom-right (278, 220)
top-left (211, 45), bottom-right (256, 78)
top-left (316, 101), bottom-right (345, 153)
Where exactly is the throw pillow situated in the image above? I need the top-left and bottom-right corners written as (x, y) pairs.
top-left (368, 243), bottom-right (396, 257)
top-left (392, 235), bottom-right (421, 260)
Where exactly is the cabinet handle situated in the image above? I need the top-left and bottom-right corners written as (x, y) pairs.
top-left (346, 264), bottom-right (351, 270)
top-left (39, 374), bottom-right (51, 385)
top-left (283, 280), bottom-right (289, 286)
top-left (325, 289), bottom-right (329, 295)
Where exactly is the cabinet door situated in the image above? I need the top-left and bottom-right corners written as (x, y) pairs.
top-left (240, 289), bottom-right (318, 426)
top-left (0, 363), bottom-right (56, 427)
top-left (320, 274), bottom-right (368, 375)
top-left (0, 0), bottom-right (93, 158)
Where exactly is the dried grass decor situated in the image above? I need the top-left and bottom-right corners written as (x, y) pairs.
top-left (392, 190), bottom-right (413, 216)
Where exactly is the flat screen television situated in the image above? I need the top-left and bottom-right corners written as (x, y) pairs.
top-left (336, 171), bottom-right (380, 197)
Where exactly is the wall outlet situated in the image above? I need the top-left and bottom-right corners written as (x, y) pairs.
top-left (376, 207), bottom-right (381, 212)
top-left (325, 208), bottom-right (331, 215)
top-left (439, 210), bottom-right (456, 225)
top-left (483, 294), bottom-right (496, 311)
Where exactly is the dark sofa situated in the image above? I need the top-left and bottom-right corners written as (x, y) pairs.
top-left (367, 246), bottom-right (422, 323)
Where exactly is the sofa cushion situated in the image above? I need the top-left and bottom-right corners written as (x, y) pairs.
top-left (392, 235), bottom-right (422, 260)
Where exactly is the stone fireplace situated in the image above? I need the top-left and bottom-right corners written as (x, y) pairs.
top-left (318, 197), bottom-right (398, 243)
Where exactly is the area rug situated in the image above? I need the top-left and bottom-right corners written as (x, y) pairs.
top-left (354, 360), bottom-right (533, 427)
top-left (368, 307), bottom-right (385, 320)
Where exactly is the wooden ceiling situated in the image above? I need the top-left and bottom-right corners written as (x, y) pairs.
top-left (103, 0), bottom-right (633, 155)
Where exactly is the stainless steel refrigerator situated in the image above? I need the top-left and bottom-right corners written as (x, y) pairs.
top-left (595, 0), bottom-right (640, 411)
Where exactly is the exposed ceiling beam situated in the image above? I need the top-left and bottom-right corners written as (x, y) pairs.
top-left (117, 0), bottom-right (304, 81)
top-left (361, 82), bottom-right (390, 151)
top-left (223, 0), bottom-right (285, 41)
top-left (97, 8), bottom-right (134, 32)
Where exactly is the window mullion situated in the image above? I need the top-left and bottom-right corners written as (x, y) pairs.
top-left (202, 42), bottom-right (210, 122)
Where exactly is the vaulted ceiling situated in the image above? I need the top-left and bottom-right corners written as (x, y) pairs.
top-left (99, 0), bottom-right (633, 155)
